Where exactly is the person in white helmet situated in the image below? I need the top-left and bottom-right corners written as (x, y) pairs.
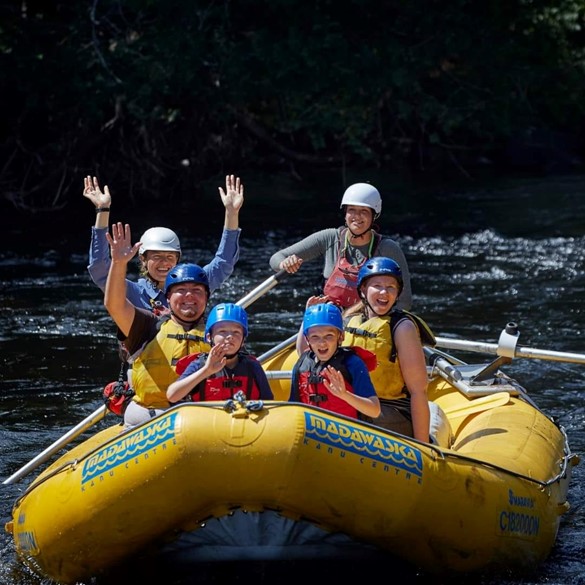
top-left (83, 174), bottom-right (243, 313)
top-left (269, 182), bottom-right (412, 310)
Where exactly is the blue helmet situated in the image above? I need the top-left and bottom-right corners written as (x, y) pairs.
top-left (302, 303), bottom-right (344, 336)
top-left (357, 257), bottom-right (403, 293)
top-left (205, 303), bottom-right (249, 339)
top-left (163, 263), bottom-right (209, 296)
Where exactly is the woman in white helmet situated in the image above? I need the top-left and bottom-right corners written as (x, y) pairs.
top-left (269, 182), bottom-right (412, 310)
top-left (83, 174), bottom-right (243, 312)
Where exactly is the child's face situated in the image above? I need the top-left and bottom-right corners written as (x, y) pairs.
top-left (210, 322), bottom-right (245, 354)
top-left (306, 325), bottom-right (342, 362)
top-left (362, 274), bottom-right (400, 315)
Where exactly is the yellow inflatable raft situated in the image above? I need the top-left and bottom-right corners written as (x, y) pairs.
top-left (4, 334), bottom-right (579, 584)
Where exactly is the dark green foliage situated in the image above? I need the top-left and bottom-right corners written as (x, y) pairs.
top-left (1, 0), bottom-right (585, 210)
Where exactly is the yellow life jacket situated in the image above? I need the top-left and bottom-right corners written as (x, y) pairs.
top-left (343, 314), bottom-right (406, 400)
top-left (344, 310), bottom-right (436, 401)
top-left (131, 318), bottom-right (210, 408)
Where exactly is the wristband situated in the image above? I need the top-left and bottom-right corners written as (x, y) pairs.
top-left (96, 207), bottom-right (111, 213)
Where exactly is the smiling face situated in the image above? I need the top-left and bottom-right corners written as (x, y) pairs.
top-left (344, 205), bottom-right (374, 236)
top-left (209, 322), bottom-right (245, 354)
top-left (306, 325), bottom-right (343, 362)
top-left (167, 282), bottom-right (207, 322)
top-left (361, 274), bottom-right (400, 316)
top-left (141, 251), bottom-right (180, 286)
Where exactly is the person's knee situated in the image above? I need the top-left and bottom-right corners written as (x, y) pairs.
top-left (429, 402), bottom-right (453, 447)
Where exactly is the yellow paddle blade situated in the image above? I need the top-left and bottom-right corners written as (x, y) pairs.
top-left (445, 391), bottom-right (511, 422)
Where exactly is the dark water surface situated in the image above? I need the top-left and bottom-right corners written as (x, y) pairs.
top-left (1, 171), bottom-right (585, 584)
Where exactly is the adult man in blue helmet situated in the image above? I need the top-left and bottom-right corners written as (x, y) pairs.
top-left (104, 222), bottom-right (212, 429)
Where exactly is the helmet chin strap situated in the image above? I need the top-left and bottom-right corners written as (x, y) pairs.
top-left (345, 216), bottom-right (374, 240)
top-left (347, 225), bottom-right (372, 239)
top-left (360, 292), bottom-right (393, 317)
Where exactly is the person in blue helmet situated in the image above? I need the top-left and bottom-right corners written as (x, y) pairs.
top-left (290, 302), bottom-right (380, 420)
top-left (167, 303), bottom-right (273, 403)
top-left (104, 222), bottom-right (212, 429)
top-left (269, 183), bottom-right (412, 311)
top-left (342, 257), bottom-right (434, 442)
top-left (84, 174), bottom-right (244, 313)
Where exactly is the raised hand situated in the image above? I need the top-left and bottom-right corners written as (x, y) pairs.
top-left (219, 174), bottom-right (244, 213)
top-left (204, 342), bottom-right (228, 375)
top-left (323, 366), bottom-right (348, 398)
top-left (106, 222), bottom-right (141, 265)
top-left (83, 175), bottom-right (111, 208)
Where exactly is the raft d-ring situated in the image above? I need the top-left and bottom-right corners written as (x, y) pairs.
top-left (223, 391), bottom-right (264, 414)
top-left (246, 400), bottom-right (264, 412)
top-left (497, 322), bottom-right (519, 359)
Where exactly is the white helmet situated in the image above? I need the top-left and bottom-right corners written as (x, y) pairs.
top-left (340, 183), bottom-right (382, 216)
top-left (138, 227), bottom-right (181, 257)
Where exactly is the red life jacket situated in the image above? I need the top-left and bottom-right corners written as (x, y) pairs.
top-left (323, 228), bottom-right (381, 308)
top-left (292, 346), bottom-right (376, 419)
top-left (177, 353), bottom-right (264, 401)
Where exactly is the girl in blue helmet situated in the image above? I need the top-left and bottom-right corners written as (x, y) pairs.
top-left (342, 257), bottom-right (432, 442)
top-left (167, 303), bottom-right (273, 403)
top-left (290, 302), bottom-right (380, 419)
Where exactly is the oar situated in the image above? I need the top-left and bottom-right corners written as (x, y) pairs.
top-left (235, 269), bottom-right (287, 309)
top-left (2, 405), bottom-right (108, 486)
top-left (3, 270), bottom-right (290, 486)
top-left (443, 392), bottom-right (511, 421)
top-left (257, 333), bottom-right (297, 365)
top-left (435, 336), bottom-right (585, 365)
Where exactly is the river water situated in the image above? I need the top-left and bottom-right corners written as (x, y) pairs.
top-left (1, 171), bottom-right (585, 584)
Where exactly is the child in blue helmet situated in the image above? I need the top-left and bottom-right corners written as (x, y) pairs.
top-left (290, 303), bottom-right (380, 419)
top-left (343, 257), bottom-right (433, 443)
top-left (167, 303), bottom-right (273, 403)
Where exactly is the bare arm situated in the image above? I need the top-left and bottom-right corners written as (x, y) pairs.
top-left (104, 223), bottom-right (142, 337)
top-left (394, 319), bottom-right (430, 442)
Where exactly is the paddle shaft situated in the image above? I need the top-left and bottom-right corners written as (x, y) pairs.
top-left (3, 405), bottom-right (108, 486)
top-left (235, 269), bottom-right (287, 309)
top-left (435, 336), bottom-right (585, 365)
top-left (3, 270), bottom-right (289, 486)
top-left (257, 333), bottom-right (297, 365)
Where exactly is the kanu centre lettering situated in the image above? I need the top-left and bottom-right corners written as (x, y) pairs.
top-left (304, 411), bottom-right (423, 477)
top-left (81, 412), bottom-right (178, 484)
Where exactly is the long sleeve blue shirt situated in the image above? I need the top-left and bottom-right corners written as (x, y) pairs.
top-left (88, 226), bottom-right (241, 311)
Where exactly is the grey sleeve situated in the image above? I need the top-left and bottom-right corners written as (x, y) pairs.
top-left (376, 238), bottom-right (413, 311)
top-left (269, 228), bottom-right (339, 276)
